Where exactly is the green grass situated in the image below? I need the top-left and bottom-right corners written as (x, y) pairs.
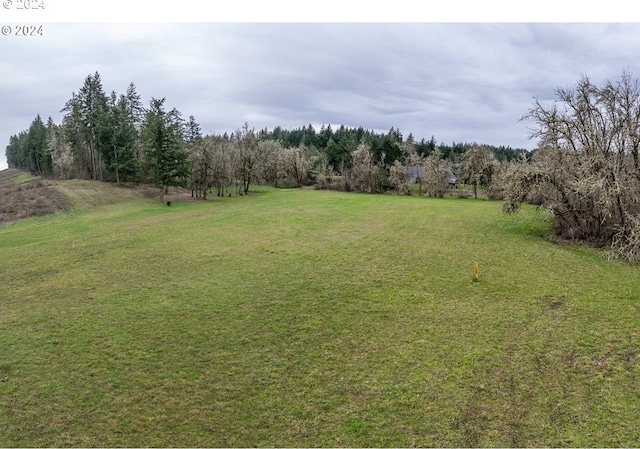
top-left (0, 169), bottom-right (39, 185)
top-left (1, 185), bottom-right (639, 447)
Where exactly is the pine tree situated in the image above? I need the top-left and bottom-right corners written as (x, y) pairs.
top-left (185, 116), bottom-right (211, 199)
top-left (26, 115), bottom-right (49, 174)
top-left (100, 91), bottom-right (138, 183)
top-left (123, 82), bottom-right (145, 163)
top-left (61, 72), bottom-right (109, 180)
top-left (141, 97), bottom-right (190, 201)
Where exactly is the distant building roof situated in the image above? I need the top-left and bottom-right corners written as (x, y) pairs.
top-left (406, 166), bottom-right (458, 185)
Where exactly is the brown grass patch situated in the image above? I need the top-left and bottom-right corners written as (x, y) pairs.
top-left (0, 180), bottom-right (72, 225)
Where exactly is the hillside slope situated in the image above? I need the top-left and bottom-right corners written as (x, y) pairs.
top-left (0, 174), bottom-right (71, 225)
top-left (0, 168), bottom-right (21, 184)
top-left (0, 170), bottom-right (159, 225)
top-left (0, 168), bottom-right (38, 186)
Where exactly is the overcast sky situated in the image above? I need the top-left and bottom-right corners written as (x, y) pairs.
top-left (3, 7), bottom-right (640, 170)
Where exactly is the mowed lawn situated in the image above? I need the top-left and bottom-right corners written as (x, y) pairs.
top-left (1, 184), bottom-right (639, 447)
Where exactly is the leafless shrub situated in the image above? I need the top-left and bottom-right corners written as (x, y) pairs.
top-left (610, 214), bottom-right (640, 263)
top-left (505, 70), bottom-right (640, 261)
top-left (314, 174), bottom-right (342, 191)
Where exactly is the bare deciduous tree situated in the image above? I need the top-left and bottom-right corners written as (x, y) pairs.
top-left (282, 145), bottom-right (317, 187)
top-left (232, 123), bottom-right (259, 195)
top-left (210, 137), bottom-right (234, 197)
top-left (389, 160), bottom-right (412, 195)
top-left (461, 144), bottom-right (499, 199)
top-left (421, 148), bottom-right (450, 198)
top-left (504, 69), bottom-right (640, 261)
top-left (350, 142), bottom-right (376, 193)
top-left (257, 140), bottom-right (284, 187)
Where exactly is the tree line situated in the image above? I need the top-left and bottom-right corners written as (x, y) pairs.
top-left (5, 71), bottom-right (529, 197)
top-left (8, 70), bottom-right (640, 262)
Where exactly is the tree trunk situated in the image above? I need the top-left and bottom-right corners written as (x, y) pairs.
top-left (114, 144), bottom-right (120, 184)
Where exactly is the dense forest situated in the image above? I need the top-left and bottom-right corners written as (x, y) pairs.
top-left (5, 71), bottom-right (530, 199)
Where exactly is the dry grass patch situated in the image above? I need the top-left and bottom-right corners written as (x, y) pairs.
top-left (0, 179), bottom-right (71, 225)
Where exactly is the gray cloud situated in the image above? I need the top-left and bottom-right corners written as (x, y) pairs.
top-left (3, 23), bottom-right (640, 169)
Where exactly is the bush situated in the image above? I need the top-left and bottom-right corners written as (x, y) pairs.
top-left (505, 70), bottom-right (640, 262)
top-left (314, 174), bottom-right (344, 191)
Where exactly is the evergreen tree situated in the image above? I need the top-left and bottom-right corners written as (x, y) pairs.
top-left (318, 124), bottom-right (333, 148)
top-left (141, 97), bottom-right (190, 200)
top-left (185, 116), bottom-right (212, 199)
top-left (184, 115), bottom-right (203, 144)
top-left (100, 91), bottom-right (138, 183)
top-left (123, 82), bottom-right (145, 163)
top-left (380, 127), bottom-right (402, 165)
top-left (26, 114), bottom-right (50, 174)
top-left (5, 132), bottom-right (28, 169)
top-left (124, 82), bottom-right (145, 129)
top-left (60, 72), bottom-right (109, 180)
top-left (78, 72), bottom-right (109, 180)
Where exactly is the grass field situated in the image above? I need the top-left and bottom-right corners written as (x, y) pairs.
top-left (1, 181), bottom-right (639, 447)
